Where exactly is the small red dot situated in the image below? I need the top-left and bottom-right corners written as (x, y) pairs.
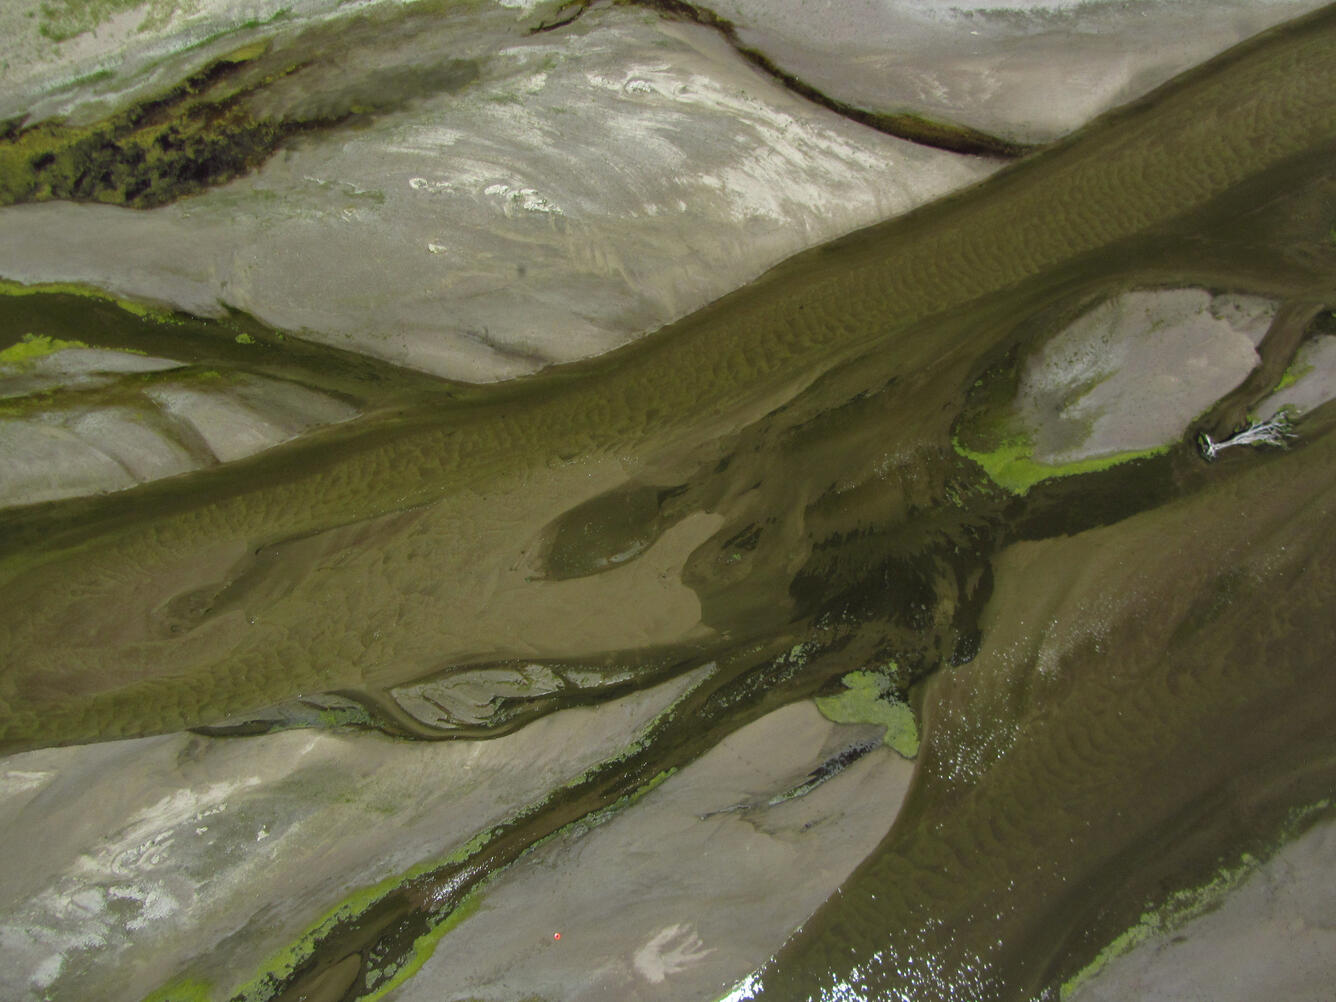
top-left (553, 932), bottom-right (562, 941)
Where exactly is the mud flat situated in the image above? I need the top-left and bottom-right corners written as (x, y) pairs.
top-left (0, 0), bottom-right (991, 383)
top-left (0, 671), bottom-right (705, 1002)
top-left (706, 0), bottom-right (1330, 142)
top-left (0, 337), bottom-right (357, 507)
top-left (396, 702), bottom-right (914, 1002)
top-left (1068, 816), bottom-right (1336, 1002)
top-left (0, 2), bottom-right (1334, 1002)
top-left (2, 2), bottom-right (1317, 385)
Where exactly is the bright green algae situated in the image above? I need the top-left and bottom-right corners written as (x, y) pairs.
top-left (0, 332), bottom-right (88, 365)
top-left (953, 434), bottom-right (1169, 496)
top-left (814, 668), bottom-right (918, 758)
top-left (145, 671), bottom-right (712, 1002)
top-left (1060, 798), bottom-right (1335, 999)
top-left (0, 277), bottom-right (178, 323)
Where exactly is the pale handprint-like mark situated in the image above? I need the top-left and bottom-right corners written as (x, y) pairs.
top-left (632, 923), bottom-right (715, 984)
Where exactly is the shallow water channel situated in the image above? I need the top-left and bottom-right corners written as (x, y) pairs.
top-left (2, 5), bottom-right (1336, 1001)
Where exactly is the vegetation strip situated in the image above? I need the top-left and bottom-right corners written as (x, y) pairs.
top-left (142, 661), bottom-right (772, 1001)
top-left (0, 4), bottom-right (481, 209)
top-left (1059, 799), bottom-right (1335, 999)
top-left (4, 0), bottom-right (1029, 213)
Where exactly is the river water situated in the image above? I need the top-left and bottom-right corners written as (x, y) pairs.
top-left (2, 5), bottom-right (1336, 1001)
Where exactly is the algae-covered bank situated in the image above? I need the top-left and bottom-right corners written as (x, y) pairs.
top-left (1, 1), bottom-right (1335, 1000)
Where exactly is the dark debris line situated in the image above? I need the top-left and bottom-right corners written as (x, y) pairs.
top-left (533, 0), bottom-right (1037, 159)
top-left (0, 0), bottom-right (1033, 213)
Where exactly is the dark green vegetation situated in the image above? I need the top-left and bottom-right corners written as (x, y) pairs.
top-left (0, 283), bottom-right (460, 404)
top-left (0, 0), bottom-right (1021, 212)
top-left (0, 2), bottom-right (482, 208)
top-left (3, 4), bottom-right (1336, 1001)
top-left (0, 42), bottom-right (306, 207)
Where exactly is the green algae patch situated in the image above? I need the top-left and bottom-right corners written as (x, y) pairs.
top-left (0, 12), bottom-right (480, 211)
top-left (141, 976), bottom-right (215, 1002)
top-left (1058, 857), bottom-right (1258, 999)
top-left (228, 679), bottom-right (709, 999)
top-left (229, 825), bottom-right (499, 1002)
top-left (601, 765), bottom-right (677, 816)
top-left (952, 339), bottom-right (1169, 495)
top-left (0, 332), bottom-right (88, 365)
top-left (220, 696), bottom-right (697, 1002)
top-left (0, 278), bottom-right (177, 323)
top-left (220, 41), bottom-right (272, 65)
top-left (0, 48), bottom-right (301, 209)
top-left (815, 669), bottom-right (918, 759)
top-left (1062, 798), bottom-right (1336, 999)
top-left (234, 881), bottom-right (418, 1000)
top-left (953, 435), bottom-right (1169, 496)
top-left (360, 891), bottom-right (484, 1000)
top-left (1275, 359), bottom-right (1314, 392)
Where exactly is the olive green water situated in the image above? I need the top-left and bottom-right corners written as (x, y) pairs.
top-left (4, 5), bottom-right (1336, 1001)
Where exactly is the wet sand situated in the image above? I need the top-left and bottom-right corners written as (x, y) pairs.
top-left (1068, 815), bottom-right (1336, 1002)
top-left (0, 4), bottom-right (1334, 1002)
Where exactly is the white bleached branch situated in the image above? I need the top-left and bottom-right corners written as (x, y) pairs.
top-left (1198, 412), bottom-right (1296, 461)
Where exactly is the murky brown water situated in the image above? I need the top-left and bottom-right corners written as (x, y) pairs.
top-left (3, 4), bottom-right (1336, 1001)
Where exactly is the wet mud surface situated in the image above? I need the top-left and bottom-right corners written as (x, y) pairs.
top-left (0, 0), bottom-right (1018, 212)
top-left (1, 4), bottom-right (1336, 1001)
top-left (551, 0), bottom-right (1036, 158)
